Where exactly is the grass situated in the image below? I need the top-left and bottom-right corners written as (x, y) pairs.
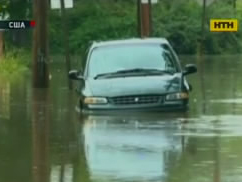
top-left (0, 49), bottom-right (31, 76)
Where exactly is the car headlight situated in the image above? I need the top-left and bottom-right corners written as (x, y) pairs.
top-left (166, 92), bottom-right (189, 101)
top-left (84, 97), bottom-right (108, 104)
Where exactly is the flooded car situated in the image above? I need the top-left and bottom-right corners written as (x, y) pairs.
top-left (69, 38), bottom-right (197, 113)
top-left (1, 55), bottom-right (242, 182)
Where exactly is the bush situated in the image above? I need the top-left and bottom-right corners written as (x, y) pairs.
top-left (0, 48), bottom-right (30, 75)
top-left (152, 0), bottom-right (242, 54)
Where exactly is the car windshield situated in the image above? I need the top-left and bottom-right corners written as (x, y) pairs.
top-left (88, 44), bottom-right (178, 78)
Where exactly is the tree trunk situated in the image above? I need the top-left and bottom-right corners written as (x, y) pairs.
top-left (0, 31), bottom-right (5, 60)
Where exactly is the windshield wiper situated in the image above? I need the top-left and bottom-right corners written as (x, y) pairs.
top-left (116, 68), bottom-right (174, 74)
top-left (94, 68), bottom-right (174, 79)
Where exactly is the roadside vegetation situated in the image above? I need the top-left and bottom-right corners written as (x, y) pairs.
top-left (49, 0), bottom-right (242, 55)
top-left (0, 0), bottom-right (241, 73)
top-left (0, 48), bottom-right (30, 75)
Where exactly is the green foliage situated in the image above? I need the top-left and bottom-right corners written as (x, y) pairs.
top-left (49, 1), bottom-right (137, 54)
top-left (48, 0), bottom-right (242, 55)
top-left (0, 0), bottom-right (10, 19)
top-left (153, 0), bottom-right (242, 54)
top-left (0, 48), bottom-right (30, 75)
top-left (3, 0), bottom-right (242, 55)
top-left (153, 0), bottom-right (201, 54)
top-left (204, 1), bottom-right (242, 54)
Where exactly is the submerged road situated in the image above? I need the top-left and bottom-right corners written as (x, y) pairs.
top-left (0, 55), bottom-right (242, 182)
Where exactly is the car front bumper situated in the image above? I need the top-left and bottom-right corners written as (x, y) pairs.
top-left (78, 99), bottom-right (189, 115)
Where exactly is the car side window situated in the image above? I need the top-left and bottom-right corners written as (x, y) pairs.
top-left (82, 47), bottom-right (90, 74)
top-left (161, 44), bottom-right (179, 72)
top-left (163, 51), bottom-right (175, 71)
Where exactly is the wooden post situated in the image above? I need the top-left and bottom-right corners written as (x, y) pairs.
top-left (0, 31), bottom-right (5, 60)
top-left (60, 0), bottom-right (72, 90)
top-left (140, 0), bottom-right (151, 37)
top-left (32, 0), bottom-right (49, 88)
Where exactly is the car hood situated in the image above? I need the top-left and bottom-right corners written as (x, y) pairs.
top-left (86, 74), bottom-right (182, 97)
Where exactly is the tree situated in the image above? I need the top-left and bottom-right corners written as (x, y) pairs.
top-left (8, 0), bottom-right (31, 46)
top-left (0, 1), bottom-right (9, 59)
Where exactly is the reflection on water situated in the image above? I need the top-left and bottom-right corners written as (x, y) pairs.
top-left (0, 55), bottom-right (242, 182)
top-left (83, 115), bottom-right (187, 182)
top-left (210, 99), bottom-right (242, 104)
top-left (176, 115), bottom-right (242, 137)
top-left (0, 78), bottom-right (10, 119)
top-left (32, 89), bottom-right (50, 182)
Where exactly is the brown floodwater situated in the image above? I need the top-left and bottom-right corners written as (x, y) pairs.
top-left (0, 55), bottom-right (242, 182)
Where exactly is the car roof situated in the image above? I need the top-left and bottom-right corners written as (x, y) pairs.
top-left (91, 38), bottom-right (169, 49)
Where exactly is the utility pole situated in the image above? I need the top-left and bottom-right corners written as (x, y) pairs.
top-left (32, 0), bottom-right (49, 88)
top-left (138, 0), bottom-right (152, 37)
top-left (199, 0), bottom-right (206, 55)
top-left (60, 0), bottom-right (72, 90)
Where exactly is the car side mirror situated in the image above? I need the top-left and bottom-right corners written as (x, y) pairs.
top-left (68, 70), bottom-right (84, 80)
top-left (183, 64), bottom-right (197, 76)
